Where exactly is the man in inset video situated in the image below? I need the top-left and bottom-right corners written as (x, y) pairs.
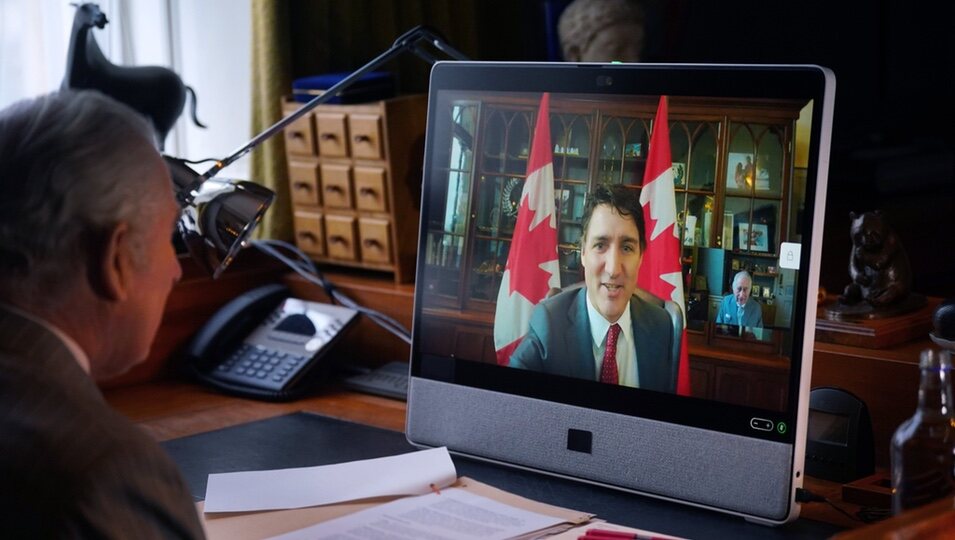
top-left (509, 184), bottom-right (676, 392)
top-left (717, 270), bottom-right (764, 329)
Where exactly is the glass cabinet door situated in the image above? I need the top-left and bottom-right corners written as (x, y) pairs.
top-left (722, 122), bottom-right (787, 256)
top-left (597, 116), bottom-right (650, 186)
top-left (672, 121), bottom-right (719, 248)
top-left (481, 108), bottom-right (531, 175)
top-left (551, 112), bottom-right (592, 285)
top-left (755, 126), bottom-right (785, 198)
top-left (673, 120), bottom-right (720, 332)
top-left (422, 102), bottom-right (478, 299)
top-left (689, 122), bottom-right (719, 191)
top-left (468, 105), bottom-right (535, 305)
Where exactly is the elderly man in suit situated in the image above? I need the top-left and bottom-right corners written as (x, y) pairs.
top-left (717, 270), bottom-right (764, 328)
top-left (508, 184), bottom-right (676, 392)
top-left (0, 91), bottom-right (204, 538)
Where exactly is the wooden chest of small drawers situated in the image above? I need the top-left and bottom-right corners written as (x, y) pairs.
top-left (282, 95), bottom-right (427, 283)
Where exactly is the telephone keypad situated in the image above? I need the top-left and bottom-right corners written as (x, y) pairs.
top-left (211, 343), bottom-right (317, 391)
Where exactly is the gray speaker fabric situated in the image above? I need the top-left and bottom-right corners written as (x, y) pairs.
top-left (407, 378), bottom-right (793, 521)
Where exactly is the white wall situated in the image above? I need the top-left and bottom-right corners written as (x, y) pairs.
top-left (0, 0), bottom-right (253, 179)
top-left (170, 0), bottom-right (252, 179)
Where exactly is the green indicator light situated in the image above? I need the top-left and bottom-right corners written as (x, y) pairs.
top-left (776, 421), bottom-right (788, 434)
top-left (611, 60), bottom-right (622, 64)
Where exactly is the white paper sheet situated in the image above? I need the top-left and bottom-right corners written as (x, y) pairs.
top-left (266, 487), bottom-right (566, 540)
top-left (204, 447), bottom-right (457, 513)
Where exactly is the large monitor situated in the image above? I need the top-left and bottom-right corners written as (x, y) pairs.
top-left (407, 62), bottom-right (835, 525)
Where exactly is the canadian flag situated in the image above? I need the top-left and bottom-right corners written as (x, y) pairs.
top-left (494, 93), bottom-right (560, 365)
top-left (637, 96), bottom-right (691, 395)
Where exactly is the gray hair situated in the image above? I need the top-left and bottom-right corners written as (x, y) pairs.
top-left (732, 270), bottom-right (753, 290)
top-left (0, 90), bottom-right (164, 307)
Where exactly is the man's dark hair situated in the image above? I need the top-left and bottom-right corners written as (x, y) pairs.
top-left (580, 183), bottom-right (646, 251)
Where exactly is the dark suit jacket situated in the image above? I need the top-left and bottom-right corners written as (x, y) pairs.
top-left (508, 288), bottom-right (677, 393)
top-left (0, 305), bottom-right (204, 539)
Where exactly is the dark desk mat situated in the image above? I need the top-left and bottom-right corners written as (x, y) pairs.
top-left (162, 412), bottom-right (840, 539)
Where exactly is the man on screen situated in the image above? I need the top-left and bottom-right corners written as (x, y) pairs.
top-left (717, 270), bottom-right (764, 328)
top-left (508, 184), bottom-right (676, 392)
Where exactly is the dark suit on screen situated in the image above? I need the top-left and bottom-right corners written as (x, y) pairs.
top-left (0, 305), bottom-right (204, 539)
top-left (508, 288), bottom-right (677, 393)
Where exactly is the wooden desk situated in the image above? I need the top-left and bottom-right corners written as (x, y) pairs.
top-left (104, 378), bottom-right (860, 531)
top-left (103, 379), bottom-right (406, 442)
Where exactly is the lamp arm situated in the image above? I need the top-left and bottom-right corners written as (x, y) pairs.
top-left (199, 25), bottom-right (469, 182)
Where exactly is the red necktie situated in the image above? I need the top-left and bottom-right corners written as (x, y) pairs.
top-left (600, 323), bottom-right (621, 384)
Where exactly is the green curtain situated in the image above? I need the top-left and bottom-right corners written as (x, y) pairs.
top-left (249, 0), bottom-right (549, 239)
top-left (249, 0), bottom-right (293, 240)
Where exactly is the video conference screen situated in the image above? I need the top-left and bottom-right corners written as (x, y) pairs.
top-left (414, 86), bottom-right (821, 442)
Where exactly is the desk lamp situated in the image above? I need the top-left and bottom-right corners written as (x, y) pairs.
top-left (167, 25), bottom-right (468, 278)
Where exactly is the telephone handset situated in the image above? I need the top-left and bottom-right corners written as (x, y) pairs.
top-left (184, 283), bottom-right (359, 401)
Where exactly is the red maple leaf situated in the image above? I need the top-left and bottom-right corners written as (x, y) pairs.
top-left (506, 196), bottom-right (557, 303)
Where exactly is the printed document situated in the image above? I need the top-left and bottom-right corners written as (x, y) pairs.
top-left (267, 487), bottom-right (565, 540)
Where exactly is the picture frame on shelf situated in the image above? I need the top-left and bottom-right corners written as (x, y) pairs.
top-left (672, 162), bottom-right (686, 187)
top-left (625, 142), bottom-right (642, 158)
top-left (727, 152), bottom-right (755, 192)
top-left (750, 223), bottom-right (770, 252)
top-left (683, 214), bottom-right (697, 246)
top-left (738, 222), bottom-right (770, 252)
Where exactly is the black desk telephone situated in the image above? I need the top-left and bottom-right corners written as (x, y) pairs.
top-left (185, 283), bottom-right (359, 400)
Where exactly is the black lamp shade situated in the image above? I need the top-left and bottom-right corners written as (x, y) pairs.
top-left (165, 156), bottom-right (275, 278)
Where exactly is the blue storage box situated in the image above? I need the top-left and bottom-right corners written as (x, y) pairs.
top-left (292, 71), bottom-right (395, 104)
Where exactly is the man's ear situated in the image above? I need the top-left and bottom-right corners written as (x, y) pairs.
top-left (95, 221), bottom-right (133, 302)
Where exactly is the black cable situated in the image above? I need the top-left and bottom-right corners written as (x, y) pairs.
top-left (794, 488), bottom-right (826, 503)
top-left (856, 507), bottom-right (892, 523)
top-left (176, 156), bottom-right (220, 165)
top-left (251, 240), bottom-right (412, 345)
top-left (795, 488), bottom-right (891, 524)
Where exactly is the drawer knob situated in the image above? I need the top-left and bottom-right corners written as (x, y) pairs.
top-left (290, 131), bottom-right (305, 140)
top-left (325, 185), bottom-right (345, 194)
top-left (298, 231), bottom-right (318, 243)
top-left (293, 182), bottom-right (313, 192)
top-left (354, 134), bottom-right (372, 143)
top-left (320, 133), bottom-right (338, 141)
top-left (359, 187), bottom-right (377, 197)
top-left (329, 235), bottom-right (349, 246)
top-left (363, 238), bottom-right (383, 249)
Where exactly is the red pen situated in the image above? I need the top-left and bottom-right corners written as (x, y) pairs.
top-left (578, 527), bottom-right (668, 540)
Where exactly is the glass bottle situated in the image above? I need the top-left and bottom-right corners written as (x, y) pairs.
top-left (890, 349), bottom-right (955, 514)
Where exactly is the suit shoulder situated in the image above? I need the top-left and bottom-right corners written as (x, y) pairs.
top-left (536, 288), bottom-right (580, 312)
top-left (630, 293), bottom-right (670, 327)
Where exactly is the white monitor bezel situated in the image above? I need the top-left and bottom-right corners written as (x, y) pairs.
top-left (407, 62), bottom-right (835, 525)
